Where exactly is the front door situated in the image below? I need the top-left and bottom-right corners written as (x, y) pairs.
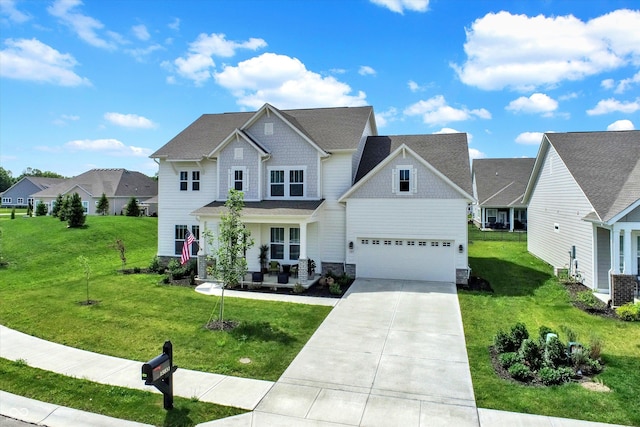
top-left (498, 211), bottom-right (507, 225)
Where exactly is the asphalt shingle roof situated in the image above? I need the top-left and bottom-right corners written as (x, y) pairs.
top-left (191, 200), bottom-right (324, 217)
top-left (151, 106), bottom-right (374, 160)
top-left (32, 169), bottom-right (157, 198)
top-left (473, 158), bottom-right (535, 207)
top-left (354, 134), bottom-right (473, 196)
top-left (546, 130), bottom-right (640, 222)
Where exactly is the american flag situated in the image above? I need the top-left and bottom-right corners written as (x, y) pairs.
top-left (180, 230), bottom-right (196, 265)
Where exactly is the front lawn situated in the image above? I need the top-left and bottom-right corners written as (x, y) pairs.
top-left (0, 216), bottom-right (331, 381)
top-left (459, 241), bottom-right (640, 426)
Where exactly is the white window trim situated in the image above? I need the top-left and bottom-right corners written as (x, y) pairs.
top-left (2, 197), bottom-right (11, 204)
top-left (82, 201), bottom-right (89, 213)
top-left (229, 166), bottom-right (248, 193)
top-left (267, 166), bottom-right (307, 199)
top-left (392, 165), bottom-right (417, 195)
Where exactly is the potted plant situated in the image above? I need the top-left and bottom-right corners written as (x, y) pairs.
top-left (308, 259), bottom-right (316, 277)
top-left (259, 244), bottom-right (269, 273)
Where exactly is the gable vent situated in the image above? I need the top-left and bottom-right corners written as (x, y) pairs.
top-left (264, 122), bottom-right (274, 135)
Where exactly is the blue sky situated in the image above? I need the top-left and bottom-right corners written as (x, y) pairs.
top-left (1, 0), bottom-right (639, 178)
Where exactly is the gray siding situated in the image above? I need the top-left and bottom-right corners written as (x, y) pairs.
top-left (246, 114), bottom-right (320, 199)
top-left (218, 138), bottom-right (261, 201)
top-left (596, 227), bottom-right (611, 290)
top-left (619, 204), bottom-right (640, 222)
top-left (527, 145), bottom-right (596, 288)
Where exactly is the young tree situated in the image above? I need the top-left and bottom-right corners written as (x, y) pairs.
top-left (112, 239), bottom-right (126, 270)
top-left (35, 201), bottom-right (48, 216)
top-left (52, 194), bottom-right (64, 218)
top-left (77, 255), bottom-right (92, 304)
top-left (125, 197), bottom-right (140, 216)
top-left (27, 201), bottom-right (33, 217)
top-left (96, 193), bottom-right (109, 215)
top-left (67, 192), bottom-right (86, 228)
top-left (207, 189), bottom-right (253, 327)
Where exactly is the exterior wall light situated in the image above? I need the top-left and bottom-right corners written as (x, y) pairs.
top-left (458, 244), bottom-right (464, 253)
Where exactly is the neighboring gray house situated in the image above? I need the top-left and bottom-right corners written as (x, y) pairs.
top-left (151, 103), bottom-right (474, 284)
top-left (471, 158), bottom-right (535, 231)
top-left (1, 177), bottom-right (66, 208)
top-left (32, 168), bottom-right (158, 216)
top-left (523, 130), bottom-right (640, 306)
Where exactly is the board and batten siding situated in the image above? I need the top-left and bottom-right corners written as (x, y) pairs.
top-left (157, 159), bottom-right (217, 257)
top-left (345, 198), bottom-right (469, 269)
top-left (527, 145), bottom-right (596, 289)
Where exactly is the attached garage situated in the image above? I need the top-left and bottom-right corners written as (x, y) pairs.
top-left (355, 238), bottom-right (456, 282)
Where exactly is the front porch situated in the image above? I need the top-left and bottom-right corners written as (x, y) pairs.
top-left (478, 206), bottom-right (527, 231)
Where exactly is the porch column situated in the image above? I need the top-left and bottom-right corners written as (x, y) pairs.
top-left (612, 226), bottom-right (621, 274)
top-left (298, 222), bottom-right (308, 284)
top-left (197, 220), bottom-right (207, 279)
top-left (623, 227), bottom-right (632, 274)
top-left (509, 207), bottom-right (514, 232)
top-left (482, 208), bottom-right (486, 229)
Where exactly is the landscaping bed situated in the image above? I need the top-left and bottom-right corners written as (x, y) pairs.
top-left (563, 282), bottom-right (618, 319)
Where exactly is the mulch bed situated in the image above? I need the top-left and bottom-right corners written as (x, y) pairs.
top-left (563, 282), bottom-right (618, 319)
top-left (228, 280), bottom-right (352, 298)
top-left (457, 275), bottom-right (494, 292)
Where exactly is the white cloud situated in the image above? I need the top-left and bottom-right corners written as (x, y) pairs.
top-left (404, 95), bottom-right (491, 125)
top-left (506, 93), bottom-right (558, 115)
top-left (359, 65), bottom-right (376, 76)
top-left (104, 112), bottom-right (156, 129)
top-left (607, 119), bottom-right (635, 131)
top-left (132, 24), bottom-right (150, 41)
top-left (375, 107), bottom-right (398, 128)
top-left (126, 44), bottom-right (163, 61)
top-left (370, 0), bottom-right (429, 14)
top-left (587, 98), bottom-right (640, 115)
top-left (214, 52), bottom-right (367, 109)
top-left (453, 9), bottom-right (640, 91)
top-left (408, 80), bottom-right (420, 92)
top-left (64, 138), bottom-right (152, 157)
top-left (168, 17), bottom-right (180, 31)
top-left (614, 71), bottom-right (640, 93)
top-left (52, 114), bottom-right (80, 126)
top-left (468, 148), bottom-right (486, 160)
top-left (558, 92), bottom-right (579, 101)
top-left (515, 132), bottom-right (544, 145)
top-left (0, 0), bottom-right (30, 23)
top-left (171, 33), bottom-right (267, 85)
top-left (601, 79), bottom-right (615, 89)
top-left (434, 127), bottom-right (473, 142)
top-left (0, 38), bottom-right (91, 86)
top-left (48, 0), bottom-right (121, 50)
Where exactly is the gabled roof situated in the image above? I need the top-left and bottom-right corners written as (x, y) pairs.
top-left (31, 169), bottom-right (157, 199)
top-left (2, 176), bottom-right (66, 194)
top-left (523, 130), bottom-right (640, 223)
top-left (151, 105), bottom-right (375, 161)
top-left (472, 158), bottom-right (535, 207)
top-left (353, 134), bottom-right (473, 197)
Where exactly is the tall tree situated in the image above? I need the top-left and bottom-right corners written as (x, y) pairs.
top-left (17, 168), bottom-right (65, 181)
top-left (0, 167), bottom-right (14, 192)
top-left (52, 194), bottom-right (64, 218)
top-left (96, 193), bottom-right (109, 215)
top-left (207, 189), bottom-right (253, 327)
top-left (67, 193), bottom-right (86, 228)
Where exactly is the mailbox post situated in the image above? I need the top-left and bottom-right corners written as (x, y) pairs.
top-left (142, 341), bottom-right (178, 410)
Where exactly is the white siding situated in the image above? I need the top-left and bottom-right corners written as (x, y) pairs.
top-left (527, 145), bottom-right (596, 288)
top-left (157, 159), bottom-right (217, 257)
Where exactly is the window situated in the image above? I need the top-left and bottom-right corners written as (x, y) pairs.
top-left (384, 240), bottom-right (392, 245)
top-left (270, 227), bottom-right (285, 260)
top-left (372, 240), bottom-right (380, 245)
top-left (289, 228), bottom-right (300, 261)
top-left (27, 198), bottom-right (33, 207)
top-left (192, 171), bottom-right (200, 191)
top-left (399, 169), bottom-right (410, 192)
top-left (431, 241), bottom-right (439, 247)
top-left (361, 239), bottom-right (369, 244)
top-left (2, 197), bottom-right (11, 204)
top-left (393, 166), bottom-right (416, 194)
top-left (407, 241), bottom-right (415, 246)
top-left (174, 225), bottom-right (199, 256)
top-left (418, 241), bottom-right (427, 246)
top-left (395, 240), bottom-right (403, 245)
top-left (290, 170), bottom-right (304, 196)
top-left (443, 242), bottom-right (451, 247)
top-left (234, 170), bottom-right (243, 191)
top-left (180, 171), bottom-right (188, 191)
top-left (82, 201), bottom-right (89, 213)
top-left (270, 170), bottom-right (284, 197)
top-left (486, 209), bottom-right (497, 224)
top-left (269, 167), bottom-right (305, 197)
top-left (17, 198), bottom-right (24, 205)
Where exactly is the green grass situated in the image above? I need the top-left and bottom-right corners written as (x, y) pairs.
top-left (0, 216), bottom-right (331, 381)
top-left (468, 223), bottom-right (527, 242)
top-left (0, 207), bottom-right (27, 215)
top-left (459, 241), bottom-right (640, 426)
top-left (0, 358), bottom-right (244, 426)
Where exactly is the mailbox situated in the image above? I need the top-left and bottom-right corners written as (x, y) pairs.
top-left (141, 341), bottom-right (177, 410)
top-left (142, 353), bottom-right (171, 384)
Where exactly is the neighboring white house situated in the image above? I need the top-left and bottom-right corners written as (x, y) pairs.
top-left (523, 130), bottom-right (640, 306)
top-left (150, 104), bottom-right (474, 284)
top-left (471, 158), bottom-right (535, 231)
top-left (31, 169), bottom-right (158, 216)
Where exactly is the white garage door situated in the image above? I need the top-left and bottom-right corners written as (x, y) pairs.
top-left (355, 238), bottom-right (455, 282)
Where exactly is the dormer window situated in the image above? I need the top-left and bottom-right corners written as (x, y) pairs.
top-left (230, 167), bottom-right (247, 192)
top-left (392, 166), bottom-right (417, 194)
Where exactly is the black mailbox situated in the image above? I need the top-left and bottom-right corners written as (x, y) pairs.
top-left (141, 341), bottom-right (177, 410)
top-left (142, 353), bottom-right (171, 384)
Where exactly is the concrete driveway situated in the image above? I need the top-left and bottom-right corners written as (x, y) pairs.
top-left (247, 278), bottom-right (478, 426)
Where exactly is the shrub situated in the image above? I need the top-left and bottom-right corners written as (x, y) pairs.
top-left (292, 283), bottom-right (305, 294)
top-left (560, 325), bottom-right (578, 342)
top-left (10, 208), bottom-right (15, 219)
top-left (519, 339), bottom-right (543, 370)
top-left (584, 358), bottom-right (602, 375)
top-left (508, 362), bottom-right (532, 382)
top-left (66, 193), bottom-right (86, 228)
top-left (125, 197), bottom-right (140, 217)
top-left (544, 336), bottom-right (568, 369)
top-left (160, 274), bottom-right (170, 284)
top-left (494, 329), bottom-right (516, 353)
top-left (148, 257), bottom-right (162, 273)
top-left (588, 335), bottom-right (603, 360)
top-left (499, 352), bottom-right (521, 369)
top-left (509, 322), bottom-right (529, 350)
top-left (133, 266), bottom-right (141, 274)
top-left (576, 291), bottom-right (600, 309)
top-left (329, 282), bottom-right (342, 295)
top-left (570, 347), bottom-right (589, 369)
top-left (616, 302), bottom-right (640, 321)
top-left (337, 273), bottom-right (352, 287)
top-left (35, 201), bottom-right (48, 216)
top-left (539, 366), bottom-right (563, 386)
top-left (538, 325), bottom-right (557, 343)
